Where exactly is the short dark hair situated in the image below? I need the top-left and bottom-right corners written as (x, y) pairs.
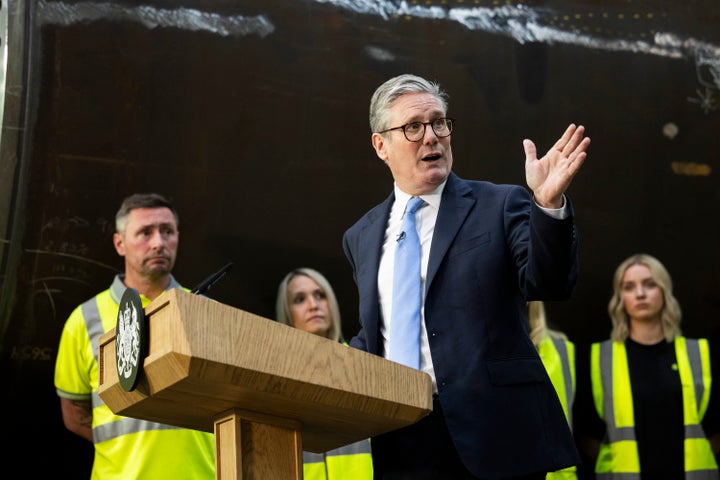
top-left (115, 193), bottom-right (179, 233)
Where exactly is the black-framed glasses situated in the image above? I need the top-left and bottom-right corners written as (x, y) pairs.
top-left (378, 117), bottom-right (454, 142)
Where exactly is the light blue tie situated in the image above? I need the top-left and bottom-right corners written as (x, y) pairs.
top-left (389, 196), bottom-right (425, 369)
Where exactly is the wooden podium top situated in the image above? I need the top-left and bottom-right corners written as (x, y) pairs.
top-left (98, 289), bottom-right (433, 452)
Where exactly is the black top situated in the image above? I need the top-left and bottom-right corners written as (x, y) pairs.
top-left (573, 338), bottom-right (720, 480)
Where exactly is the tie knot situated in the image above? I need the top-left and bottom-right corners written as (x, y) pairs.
top-left (405, 197), bottom-right (424, 216)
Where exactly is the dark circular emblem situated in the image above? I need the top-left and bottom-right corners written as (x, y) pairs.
top-left (116, 288), bottom-right (146, 392)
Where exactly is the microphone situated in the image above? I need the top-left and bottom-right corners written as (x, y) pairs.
top-left (396, 231), bottom-right (406, 242)
top-left (191, 262), bottom-right (234, 295)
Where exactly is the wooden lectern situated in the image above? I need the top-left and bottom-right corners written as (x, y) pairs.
top-left (98, 289), bottom-right (433, 480)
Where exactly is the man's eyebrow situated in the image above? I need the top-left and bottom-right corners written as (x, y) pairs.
top-left (136, 222), bottom-right (176, 229)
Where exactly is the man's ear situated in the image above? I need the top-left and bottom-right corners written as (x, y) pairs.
top-left (371, 133), bottom-right (389, 162)
top-left (113, 232), bottom-right (125, 256)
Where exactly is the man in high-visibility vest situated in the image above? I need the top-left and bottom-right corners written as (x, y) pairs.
top-left (54, 193), bottom-right (216, 479)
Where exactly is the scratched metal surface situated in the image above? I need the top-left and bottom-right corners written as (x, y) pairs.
top-left (1, 1), bottom-right (718, 476)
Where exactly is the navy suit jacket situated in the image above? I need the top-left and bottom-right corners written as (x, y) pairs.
top-left (342, 172), bottom-right (581, 478)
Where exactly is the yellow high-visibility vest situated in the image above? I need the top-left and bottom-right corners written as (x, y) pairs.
top-left (54, 276), bottom-right (215, 480)
top-left (590, 337), bottom-right (718, 480)
top-left (302, 440), bottom-right (373, 480)
top-left (538, 336), bottom-right (578, 480)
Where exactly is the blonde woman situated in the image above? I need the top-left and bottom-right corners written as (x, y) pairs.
top-left (576, 253), bottom-right (720, 479)
top-left (276, 268), bottom-right (372, 480)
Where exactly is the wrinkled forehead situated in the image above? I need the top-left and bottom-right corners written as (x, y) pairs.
top-left (126, 207), bottom-right (177, 229)
top-left (387, 92), bottom-right (446, 123)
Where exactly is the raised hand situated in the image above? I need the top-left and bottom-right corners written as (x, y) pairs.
top-left (524, 124), bottom-right (590, 209)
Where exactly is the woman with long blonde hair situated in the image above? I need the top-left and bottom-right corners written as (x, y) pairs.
top-left (276, 267), bottom-right (372, 480)
top-left (576, 253), bottom-right (719, 479)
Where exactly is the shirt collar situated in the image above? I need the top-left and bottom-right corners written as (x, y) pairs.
top-left (393, 180), bottom-right (446, 211)
top-left (110, 273), bottom-right (181, 304)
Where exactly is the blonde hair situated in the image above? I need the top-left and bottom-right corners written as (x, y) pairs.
top-left (527, 300), bottom-right (567, 346)
top-left (275, 268), bottom-right (342, 342)
top-left (607, 253), bottom-right (682, 342)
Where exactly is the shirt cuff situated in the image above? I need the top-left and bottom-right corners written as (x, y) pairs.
top-left (536, 195), bottom-right (567, 220)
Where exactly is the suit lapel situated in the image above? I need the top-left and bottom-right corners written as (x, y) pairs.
top-left (426, 173), bottom-right (475, 293)
top-left (356, 193), bottom-right (394, 337)
top-left (355, 176), bottom-right (476, 316)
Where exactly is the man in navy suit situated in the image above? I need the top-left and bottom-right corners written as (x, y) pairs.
top-left (343, 74), bottom-right (591, 479)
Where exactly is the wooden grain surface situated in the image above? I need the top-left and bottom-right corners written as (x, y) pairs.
top-left (99, 288), bottom-right (433, 452)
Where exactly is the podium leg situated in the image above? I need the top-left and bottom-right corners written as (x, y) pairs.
top-left (214, 408), bottom-right (303, 480)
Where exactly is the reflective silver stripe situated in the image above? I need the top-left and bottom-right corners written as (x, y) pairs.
top-left (93, 416), bottom-right (180, 443)
top-left (550, 337), bottom-right (574, 429)
top-left (687, 469), bottom-right (720, 480)
top-left (302, 439), bottom-right (372, 463)
top-left (83, 276), bottom-right (127, 409)
top-left (686, 423), bottom-right (709, 439)
top-left (81, 298), bottom-right (104, 362)
top-left (108, 274), bottom-right (128, 305)
top-left (599, 341), bottom-right (637, 443)
top-left (326, 440), bottom-right (372, 456)
top-left (684, 338), bottom-right (705, 413)
top-left (613, 426), bottom-right (636, 442)
top-left (599, 341), bottom-right (616, 429)
top-left (84, 274), bottom-right (181, 364)
top-left (596, 473), bottom-right (640, 479)
top-left (84, 275), bottom-right (185, 441)
top-left (303, 451), bottom-right (325, 464)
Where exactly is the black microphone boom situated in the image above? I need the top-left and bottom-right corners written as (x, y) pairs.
top-left (191, 262), bottom-right (234, 295)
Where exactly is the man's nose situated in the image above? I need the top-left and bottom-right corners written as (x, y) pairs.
top-left (423, 124), bottom-right (439, 143)
top-left (149, 229), bottom-right (165, 248)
